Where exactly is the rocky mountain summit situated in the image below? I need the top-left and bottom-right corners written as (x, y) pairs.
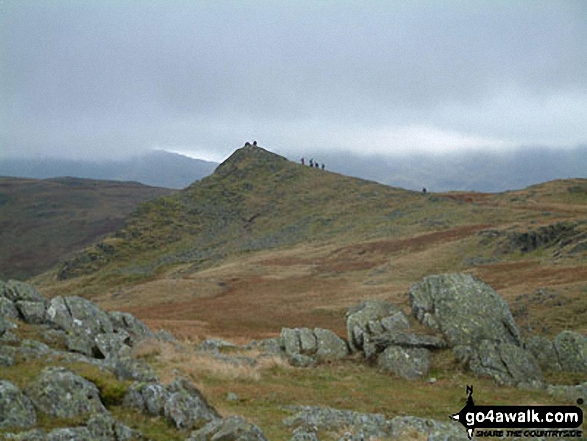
top-left (1, 274), bottom-right (586, 439)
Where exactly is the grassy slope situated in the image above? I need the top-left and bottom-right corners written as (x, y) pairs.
top-left (0, 177), bottom-right (175, 280)
top-left (29, 146), bottom-right (587, 439)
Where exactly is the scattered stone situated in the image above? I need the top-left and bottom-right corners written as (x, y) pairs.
top-left (65, 329), bottom-right (95, 357)
top-left (248, 337), bottom-right (285, 354)
top-left (226, 391), bottom-right (239, 401)
top-left (25, 366), bottom-right (106, 418)
top-left (547, 382), bottom-right (587, 403)
top-left (187, 415), bottom-right (268, 440)
top-left (377, 346), bottom-right (431, 379)
top-left (409, 273), bottom-right (521, 348)
top-left (94, 331), bottom-right (132, 363)
top-left (390, 415), bottom-right (467, 440)
top-left (0, 380), bottom-right (37, 429)
top-left (553, 331), bottom-right (587, 372)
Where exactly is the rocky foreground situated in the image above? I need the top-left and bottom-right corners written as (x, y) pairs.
top-left (1, 275), bottom-right (586, 440)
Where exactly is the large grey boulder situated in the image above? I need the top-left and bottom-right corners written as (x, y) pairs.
top-left (409, 273), bottom-right (521, 347)
top-left (163, 378), bottom-right (220, 430)
top-left (0, 381), bottom-right (37, 429)
top-left (554, 331), bottom-right (587, 372)
top-left (468, 340), bottom-right (543, 387)
top-left (345, 300), bottom-right (409, 354)
top-left (25, 366), bottom-right (107, 418)
top-left (1, 280), bottom-right (46, 304)
top-left (377, 346), bottom-right (431, 379)
top-left (188, 415), bottom-right (268, 441)
top-left (45, 296), bottom-right (113, 335)
top-left (390, 415), bottom-right (467, 440)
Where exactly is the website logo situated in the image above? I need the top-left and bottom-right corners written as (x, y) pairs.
top-left (451, 385), bottom-right (584, 439)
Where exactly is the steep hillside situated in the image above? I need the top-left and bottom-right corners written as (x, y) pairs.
top-left (33, 145), bottom-right (587, 343)
top-left (0, 177), bottom-right (175, 280)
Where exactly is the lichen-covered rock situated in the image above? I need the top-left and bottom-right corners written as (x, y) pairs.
top-left (95, 331), bottom-right (132, 363)
top-left (281, 328), bottom-right (348, 366)
top-left (0, 296), bottom-right (19, 319)
top-left (468, 340), bottom-right (543, 386)
top-left (123, 382), bottom-right (170, 416)
top-left (525, 335), bottom-right (562, 372)
top-left (46, 427), bottom-right (92, 441)
top-left (18, 339), bottom-right (52, 361)
top-left (15, 301), bottom-right (47, 324)
top-left (25, 366), bottom-right (106, 418)
top-left (163, 378), bottom-right (220, 430)
top-left (409, 273), bottom-right (521, 347)
top-left (46, 296), bottom-right (113, 335)
top-left (554, 331), bottom-right (587, 372)
top-left (108, 311), bottom-right (154, 346)
top-left (0, 381), bottom-right (37, 429)
top-left (87, 412), bottom-right (142, 440)
top-left (187, 415), bottom-right (268, 440)
top-left (65, 329), bottom-right (95, 357)
top-left (346, 300), bottom-right (409, 353)
top-left (314, 328), bottom-right (349, 362)
top-left (1, 280), bottom-right (46, 304)
top-left (377, 346), bottom-right (431, 379)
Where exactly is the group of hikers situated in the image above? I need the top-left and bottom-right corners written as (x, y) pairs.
top-left (301, 157), bottom-right (325, 170)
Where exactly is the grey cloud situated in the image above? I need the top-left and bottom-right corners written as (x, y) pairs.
top-left (1, 1), bottom-right (587, 160)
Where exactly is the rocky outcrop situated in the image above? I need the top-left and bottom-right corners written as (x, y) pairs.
top-left (0, 381), bottom-right (37, 429)
top-left (25, 366), bottom-right (107, 418)
top-left (281, 327), bottom-right (348, 366)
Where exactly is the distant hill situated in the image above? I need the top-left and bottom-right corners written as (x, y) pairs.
top-left (31, 144), bottom-right (587, 344)
top-left (0, 150), bottom-right (218, 189)
top-left (0, 177), bottom-right (176, 280)
top-left (312, 144), bottom-right (587, 192)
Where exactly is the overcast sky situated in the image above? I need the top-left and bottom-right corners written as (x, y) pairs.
top-left (2, 1), bottom-right (587, 162)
